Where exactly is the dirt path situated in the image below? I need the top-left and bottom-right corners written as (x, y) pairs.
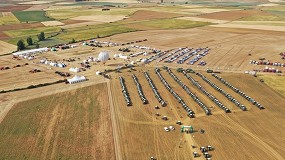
top-left (107, 81), bottom-right (122, 160)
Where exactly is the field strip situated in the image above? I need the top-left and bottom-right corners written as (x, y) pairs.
top-left (220, 114), bottom-right (284, 160)
top-left (107, 81), bottom-right (122, 160)
top-left (210, 24), bottom-right (285, 32)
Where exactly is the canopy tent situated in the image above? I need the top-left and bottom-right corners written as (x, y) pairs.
top-left (69, 67), bottom-right (80, 73)
top-left (67, 75), bottom-right (86, 84)
top-left (13, 47), bottom-right (49, 56)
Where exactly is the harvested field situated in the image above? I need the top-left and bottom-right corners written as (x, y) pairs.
top-left (110, 68), bottom-right (285, 159)
top-left (24, 5), bottom-right (49, 11)
top-left (198, 9), bottom-right (271, 21)
top-left (182, 8), bottom-right (231, 14)
top-left (0, 5), bottom-right (32, 12)
top-left (41, 20), bottom-right (64, 26)
top-left (177, 16), bottom-right (229, 24)
top-left (0, 83), bottom-right (115, 159)
top-left (0, 40), bottom-right (16, 55)
top-left (60, 19), bottom-right (87, 25)
top-left (0, 22), bottom-right (44, 31)
top-left (0, 12), bottom-right (19, 25)
top-left (123, 10), bottom-right (183, 22)
top-left (18, 1), bottom-right (52, 5)
top-left (211, 23), bottom-right (285, 32)
top-left (0, 32), bottom-right (9, 40)
top-left (71, 15), bottom-right (127, 22)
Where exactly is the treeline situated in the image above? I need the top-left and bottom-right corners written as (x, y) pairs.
top-left (0, 79), bottom-right (66, 94)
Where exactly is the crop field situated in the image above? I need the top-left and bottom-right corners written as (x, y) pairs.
top-left (258, 75), bottom-right (285, 96)
top-left (4, 26), bottom-right (61, 38)
top-left (0, 40), bottom-right (16, 55)
top-left (1, 1), bottom-right (285, 159)
top-left (127, 18), bottom-right (211, 30)
top-left (198, 9), bottom-right (271, 20)
top-left (57, 24), bottom-right (137, 42)
top-left (47, 8), bottom-right (136, 20)
top-left (123, 10), bottom-right (183, 22)
top-left (13, 10), bottom-right (53, 22)
top-left (0, 83), bottom-right (115, 159)
top-left (0, 12), bottom-right (19, 25)
top-left (110, 67), bottom-right (285, 159)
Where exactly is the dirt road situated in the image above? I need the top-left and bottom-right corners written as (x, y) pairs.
top-left (107, 81), bottom-right (122, 160)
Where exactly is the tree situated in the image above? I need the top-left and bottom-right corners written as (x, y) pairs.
top-left (17, 40), bottom-right (25, 51)
top-left (26, 37), bottom-right (33, 46)
top-left (35, 43), bottom-right (39, 49)
top-left (38, 32), bottom-right (45, 41)
top-left (70, 38), bottom-right (75, 43)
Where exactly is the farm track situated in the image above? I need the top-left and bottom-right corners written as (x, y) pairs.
top-left (108, 81), bottom-right (122, 160)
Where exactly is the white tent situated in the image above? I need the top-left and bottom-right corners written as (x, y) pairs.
top-left (69, 67), bottom-right (80, 73)
top-left (96, 71), bottom-right (101, 75)
top-left (67, 75), bottom-right (86, 84)
top-left (12, 47), bottom-right (49, 56)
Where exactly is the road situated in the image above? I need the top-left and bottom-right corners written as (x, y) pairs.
top-left (107, 80), bottom-right (122, 160)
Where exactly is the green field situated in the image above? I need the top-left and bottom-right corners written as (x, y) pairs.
top-left (57, 23), bottom-right (137, 41)
top-left (4, 26), bottom-right (61, 38)
top-left (0, 83), bottom-right (114, 159)
top-left (131, 18), bottom-right (211, 30)
top-left (258, 75), bottom-right (285, 97)
top-left (239, 15), bottom-right (284, 21)
top-left (13, 11), bottom-right (53, 22)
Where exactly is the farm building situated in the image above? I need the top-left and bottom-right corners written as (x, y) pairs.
top-left (67, 75), bottom-right (86, 84)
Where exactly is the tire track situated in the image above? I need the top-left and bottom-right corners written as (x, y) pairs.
top-left (220, 114), bottom-right (284, 160)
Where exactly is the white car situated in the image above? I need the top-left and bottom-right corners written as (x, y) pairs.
top-left (164, 127), bottom-right (170, 132)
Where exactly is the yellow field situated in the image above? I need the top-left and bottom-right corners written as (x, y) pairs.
top-left (0, 12), bottom-right (19, 25)
top-left (0, 40), bottom-right (16, 55)
top-left (258, 75), bottom-right (285, 96)
top-left (0, 83), bottom-right (115, 159)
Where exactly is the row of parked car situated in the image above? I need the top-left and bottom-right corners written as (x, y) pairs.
top-left (165, 68), bottom-right (211, 115)
top-left (182, 71), bottom-right (230, 113)
top-left (212, 74), bottom-right (265, 109)
top-left (177, 48), bottom-right (204, 64)
top-left (155, 68), bottom-right (195, 118)
top-left (119, 76), bottom-right (132, 106)
top-left (144, 72), bottom-right (166, 106)
top-left (132, 74), bottom-right (148, 104)
top-left (196, 73), bottom-right (247, 111)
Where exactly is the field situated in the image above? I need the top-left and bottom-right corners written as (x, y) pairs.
top-left (110, 68), bottom-right (285, 159)
top-left (0, 1), bottom-right (285, 159)
top-left (0, 12), bottom-right (19, 25)
top-left (57, 24), bottom-right (137, 41)
top-left (13, 11), bottom-right (53, 22)
top-left (0, 83), bottom-right (115, 159)
top-left (0, 40), bottom-right (16, 55)
top-left (41, 20), bottom-right (64, 26)
top-left (127, 18), bottom-right (211, 30)
top-left (258, 75), bottom-right (285, 96)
